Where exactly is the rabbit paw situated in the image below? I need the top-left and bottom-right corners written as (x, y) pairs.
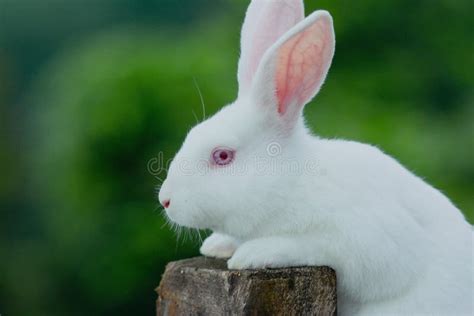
top-left (227, 239), bottom-right (299, 269)
top-left (200, 233), bottom-right (240, 259)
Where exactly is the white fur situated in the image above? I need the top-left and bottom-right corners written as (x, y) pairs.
top-left (200, 232), bottom-right (241, 259)
top-left (159, 1), bottom-right (473, 314)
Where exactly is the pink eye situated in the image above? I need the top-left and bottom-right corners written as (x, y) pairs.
top-left (211, 147), bottom-right (235, 166)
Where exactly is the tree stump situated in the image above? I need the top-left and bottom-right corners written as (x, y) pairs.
top-left (156, 256), bottom-right (337, 315)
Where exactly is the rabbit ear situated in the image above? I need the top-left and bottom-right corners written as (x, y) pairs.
top-left (251, 11), bottom-right (335, 127)
top-left (237, 0), bottom-right (304, 98)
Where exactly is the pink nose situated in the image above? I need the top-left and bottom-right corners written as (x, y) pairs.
top-left (161, 199), bottom-right (171, 208)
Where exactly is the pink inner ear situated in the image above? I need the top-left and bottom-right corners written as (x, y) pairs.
top-left (276, 18), bottom-right (332, 115)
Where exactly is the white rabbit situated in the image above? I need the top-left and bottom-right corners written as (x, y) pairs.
top-left (159, 0), bottom-right (473, 314)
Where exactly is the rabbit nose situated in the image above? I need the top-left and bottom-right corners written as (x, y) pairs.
top-left (161, 199), bottom-right (171, 208)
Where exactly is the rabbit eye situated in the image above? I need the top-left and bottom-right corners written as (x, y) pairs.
top-left (211, 147), bottom-right (235, 166)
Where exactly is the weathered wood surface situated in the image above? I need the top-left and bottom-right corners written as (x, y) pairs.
top-left (156, 256), bottom-right (337, 316)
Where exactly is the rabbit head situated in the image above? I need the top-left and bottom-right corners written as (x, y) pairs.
top-left (159, 0), bottom-right (335, 238)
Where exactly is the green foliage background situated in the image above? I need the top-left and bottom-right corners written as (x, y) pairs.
top-left (0, 0), bottom-right (472, 315)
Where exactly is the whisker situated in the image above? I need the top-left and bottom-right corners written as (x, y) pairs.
top-left (157, 209), bottom-right (188, 253)
top-left (175, 226), bottom-right (181, 253)
top-left (181, 227), bottom-right (188, 245)
top-left (157, 206), bottom-right (206, 248)
top-left (191, 110), bottom-right (200, 125)
top-left (195, 229), bottom-right (203, 244)
top-left (159, 210), bottom-right (170, 228)
top-left (193, 77), bottom-right (207, 121)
